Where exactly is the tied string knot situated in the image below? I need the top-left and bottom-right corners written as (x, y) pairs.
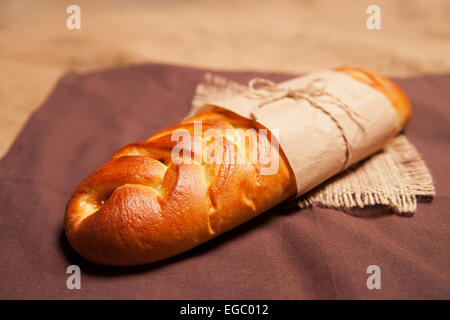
top-left (246, 78), bottom-right (367, 169)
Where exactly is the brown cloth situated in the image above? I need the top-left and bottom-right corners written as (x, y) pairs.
top-left (0, 64), bottom-right (448, 299)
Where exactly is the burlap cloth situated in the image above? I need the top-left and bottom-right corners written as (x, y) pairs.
top-left (0, 64), bottom-right (448, 299)
top-left (191, 74), bottom-right (435, 215)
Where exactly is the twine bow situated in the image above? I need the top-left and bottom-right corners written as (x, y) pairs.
top-left (246, 78), bottom-right (366, 168)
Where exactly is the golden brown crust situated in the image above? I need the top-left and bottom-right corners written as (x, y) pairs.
top-left (335, 66), bottom-right (412, 127)
top-left (65, 68), bottom-right (412, 266)
top-left (65, 109), bottom-right (296, 265)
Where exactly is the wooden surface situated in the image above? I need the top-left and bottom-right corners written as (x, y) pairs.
top-left (1, 0), bottom-right (449, 158)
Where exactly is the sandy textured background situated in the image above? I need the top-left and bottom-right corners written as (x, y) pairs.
top-left (0, 0), bottom-right (449, 158)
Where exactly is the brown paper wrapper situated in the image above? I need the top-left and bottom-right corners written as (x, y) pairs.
top-left (192, 70), bottom-right (401, 195)
top-left (189, 72), bottom-right (435, 214)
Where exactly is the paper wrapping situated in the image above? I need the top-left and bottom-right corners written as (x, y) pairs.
top-left (193, 70), bottom-right (401, 195)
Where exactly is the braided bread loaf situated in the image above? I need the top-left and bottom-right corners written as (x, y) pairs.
top-left (65, 67), bottom-right (411, 266)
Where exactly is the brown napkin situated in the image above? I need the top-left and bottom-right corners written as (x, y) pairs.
top-left (0, 64), bottom-right (448, 299)
top-left (191, 74), bottom-right (435, 214)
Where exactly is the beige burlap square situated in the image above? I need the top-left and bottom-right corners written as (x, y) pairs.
top-left (190, 73), bottom-right (435, 215)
